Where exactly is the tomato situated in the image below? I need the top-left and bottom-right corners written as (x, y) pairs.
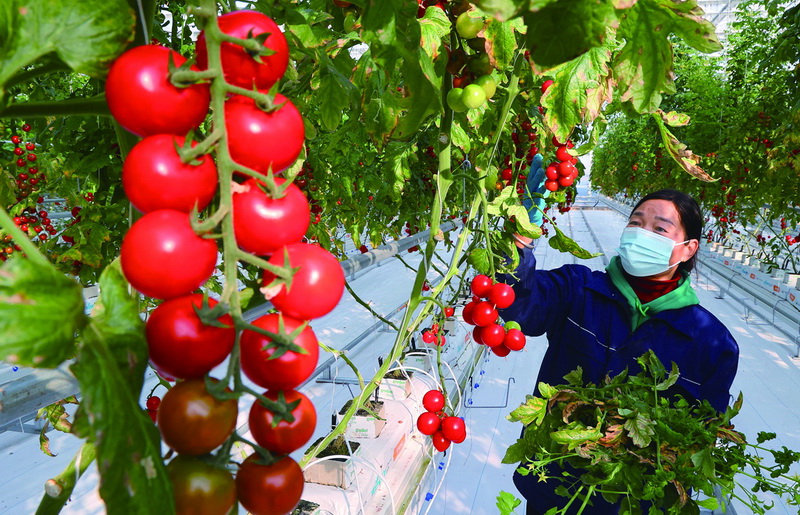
top-left (195, 11), bottom-right (288, 91)
top-left (557, 161), bottom-right (576, 177)
top-left (455, 11), bottom-right (483, 39)
top-left (447, 87), bottom-right (467, 112)
top-left (240, 313), bottom-right (320, 390)
top-left (105, 45), bottom-right (210, 137)
top-left (545, 165), bottom-right (559, 180)
top-left (146, 294), bottom-right (235, 380)
top-left (120, 210), bottom-right (218, 299)
top-left (444, 306), bottom-right (455, 318)
top-left (422, 390), bottom-right (445, 412)
top-left (442, 416), bottom-right (467, 444)
top-left (545, 179), bottom-right (559, 192)
top-left (249, 390), bottom-right (317, 455)
top-left (480, 323), bottom-right (505, 348)
top-left (166, 456), bottom-right (237, 515)
top-left (474, 75), bottom-right (496, 100)
top-left (472, 326), bottom-right (484, 345)
top-left (468, 53), bottom-right (493, 75)
top-left (225, 94), bottom-right (305, 175)
top-left (461, 84), bottom-right (486, 109)
top-left (431, 430), bottom-right (451, 452)
top-left (488, 282), bottom-right (516, 309)
top-left (541, 79), bottom-right (554, 94)
top-left (462, 301), bottom-right (477, 325)
top-left (157, 378), bottom-right (237, 455)
top-left (492, 344), bottom-right (512, 357)
top-left (471, 301), bottom-right (498, 327)
top-left (237, 455), bottom-right (303, 515)
top-left (123, 135), bottom-right (218, 214)
top-left (504, 320), bottom-right (522, 331)
top-left (558, 175), bottom-right (575, 188)
top-left (556, 145), bottom-right (572, 162)
top-left (261, 243), bottom-right (345, 320)
top-left (233, 178), bottom-right (310, 255)
top-left (504, 328), bottom-right (526, 351)
top-left (146, 396), bottom-right (161, 411)
top-left (422, 330), bottom-right (436, 344)
top-left (417, 411), bottom-right (441, 435)
top-left (470, 274), bottom-right (493, 298)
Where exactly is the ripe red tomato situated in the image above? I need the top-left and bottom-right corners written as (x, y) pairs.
top-left (557, 161), bottom-right (576, 178)
top-left (236, 455), bottom-right (304, 515)
top-left (167, 456), bottom-right (237, 515)
top-left (225, 94), bottom-right (305, 175)
top-left (249, 390), bottom-right (317, 455)
top-left (558, 175), bottom-right (575, 188)
top-left (157, 379), bottom-right (237, 455)
top-left (480, 323), bottom-right (505, 348)
top-left (417, 411), bottom-right (441, 435)
top-left (431, 430), bottom-right (451, 452)
top-left (261, 243), bottom-right (345, 320)
top-left (105, 45), bottom-right (210, 137)
top-left (442, 416), bottom-right (467, 443)
top-left (120, 210), bottom-right (218, 299)
top-left (233, 178), bottom-right (310, 255)
top-left (556, 145), bottom-right (572, 162)
top-left (470, 274), bottom-right (493, 298)
top-left (444, 306), bottom-right (455, 318)
top-left (462, 301), bottom-right (477, 325)
top-left (541, 79), bottom-right (554, 94)
top-left (422, 390), bottom-right (445, 412)
top-left (146, 294), bottom-right (235, 380)
top-left (488, 282), bottom-right (516, 309)
top-left (123, 135), bottom-right (218, 213)
top-left (492, 344), bottom-right (512, 357)
top-left (504, 328), bottom-right (526, 351)
top-left (240, 313), bottom-right (320, 390)
top-left (422, 330), bottom-right (436, 344)
top-left (472, 326), bottom-right (484, 345)
top-left (196, 11), bottom-right (288, 91)
top-left (545, 179), bottom-right (559, 192)
top-left (470, 301), bottom-right (498, 327)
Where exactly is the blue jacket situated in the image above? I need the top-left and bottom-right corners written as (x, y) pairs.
top-left (499, 248), bottom-right (739, 513)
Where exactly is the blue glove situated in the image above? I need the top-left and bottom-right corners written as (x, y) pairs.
top-left (521, 154), bottom-right (548, 226)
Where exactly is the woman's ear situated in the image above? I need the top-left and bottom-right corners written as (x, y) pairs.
top-left (683, 239), bottom-right (699, 261)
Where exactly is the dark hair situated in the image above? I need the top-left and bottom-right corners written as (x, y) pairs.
top-left (631, 189), bottom-right (702, 274)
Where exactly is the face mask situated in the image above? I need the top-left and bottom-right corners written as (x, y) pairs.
top-left (616, 227), bottom-right (690, 277)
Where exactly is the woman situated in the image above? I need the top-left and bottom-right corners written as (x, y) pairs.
top-left (500, 187), bottom-right (740, 514)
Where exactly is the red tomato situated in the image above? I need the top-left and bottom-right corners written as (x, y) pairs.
top-left (431, 430), bottom-right (451, 452)
top-left (480, 323), bottom-right (505, 348)
top-left (105, 45), bottom-right (210, 137)
top-left (236, 455), bottom-right (304, 515)
top-left (541, 79), bottom-right (554, 94)
top-left (422, 330), bottom-right (436, 344)
top-left (196, 11), bottom-right (289, 91)
top-left (262, 243), bottom-right (344, 320)
top-left (225, 94), bottom-right (305, 175)
top-left (422, 390), bottom-right (445, 412)
top-left (233, 178), bottom-right (310, 255)
top-left (462, 301), bottom-right (477, 325)
top-left (146, 294), bottom-right (235, 379)
top-left (417, 411), bottom-right (441, 435)
top-left (556, 145), bottom-right (572, 162)
top-left (442, 416), bottom-right (467, 443)
top-left (157, 379), bottom-right (237, 455)
top-left (444, 306), bottom-right (455, 318)
top-left (470, 274), bottom-right (493, 297)
top-left (167, 456), bottom-right (237, 515)
top-left (120, 210), bottom-right (218, 299)
top-left (557, 161), bottom-right (576, 178)
top-left (240, 314), bottom-right (320, 390)
top-left (472, 326), bottom-right (484, 345)
top-left (470, 301), bottom-right (498, 327)
top-left (249, 390), bottom-right (317, 455)
top-left (545, 179), bottom-right (559, 192)
top-left (558, 175), bottom-right (575, 188)
top-left (488, 282), bottom-right (516, 309)
top-left (504, 328), bottom-right (526, 351)
top-left (123, 135), bottom-right (218, 214)
top-left (491, 344), bottom-right (512, 357)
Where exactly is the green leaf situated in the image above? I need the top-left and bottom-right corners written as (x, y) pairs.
top-left (483, 18), bottom-right (518, 71)
top-left (472, 0), bottom-right (532, 21)
top-left (548, 224), bottom-right (602, 259)
top-left (0, 0), bottom-right (135, 100)
top-left (468, 247), bottom-right (492, 275)
top-left (522, 0), bottom-right (617, 69)
top-left (542, 40), bottom-right (615, 144)
top-left (697, 498), bottom-right (719, 510)
top-left (650, 0), bottom-right (722, 53)
top-left (71, 261), bottom-right (173, 514)
top-left (509, 205), bottom-right (543, 239)
top-left (563, 366), bottom-right (583, 385)
top-left (538, 382), bottom-right (558, 399)
top-left (284, 8), bottom-right (336, 49)
top-left (496, 490), bottom-right (522, 515)
top-left (508, 395), bottom-right (548, 426)
top-left (651, 112), bottom-right (715, 182)
top-left (0, 257), bottom-right (85, 367)
top-left (690, 448), bottom-right (716, 479)
top-left (624, 412), bottom-right (655, 447)
top-left (655, 361), bottom-right (680, 391)
top-left (419, 6), bottom-right (451, 59)
top-left (550, 425), bottom-right (602, 449)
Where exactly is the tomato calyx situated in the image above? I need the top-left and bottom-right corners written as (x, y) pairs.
top-left (241, 312), bottom-right (310, 359)
top-left (191, 295), bottom-right (234, 329)
top-left (166, 52), bottom-right (215, 87)
top-left (252, 389), bottom-right (301, 427)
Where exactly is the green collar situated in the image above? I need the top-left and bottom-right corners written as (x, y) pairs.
top-left (605, 256), bottom-right (699, 330)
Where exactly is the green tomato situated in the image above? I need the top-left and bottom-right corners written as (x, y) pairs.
top-left (447, 87), bottom-right (468, 112)
top-left (504, 320), bottom-right (521, 331)
top-left (461, 84), bottom-right (487, 109)
top-left (455, 12), bottom-right (484, 39)
top-left (468, 53), bottom-right (493, 76)
top-left (474, 75), bottom-right (497, 100)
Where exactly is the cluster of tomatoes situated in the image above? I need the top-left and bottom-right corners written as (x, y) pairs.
top-left (542, 138), bottom-right (579, 192)
top-left (462, 275), bottom-right (526, 357)
top-left (104, 10), bottom-right (345, 515)
top-left (421, 307), bottom-right (454, 347)
top-left (445, 9), bottom-right (497, 112)
top-left (8, 124), bottom-right (46, 202)
top-left (415, 389), bottom-right (467, 452)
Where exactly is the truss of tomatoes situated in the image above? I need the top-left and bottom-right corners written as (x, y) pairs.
top-left (461, 274), bottom-right (526, 356)
top-left (415, 389), bottom-right (467, 452)
top-left (105, 10), bottom-right (344, 515)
